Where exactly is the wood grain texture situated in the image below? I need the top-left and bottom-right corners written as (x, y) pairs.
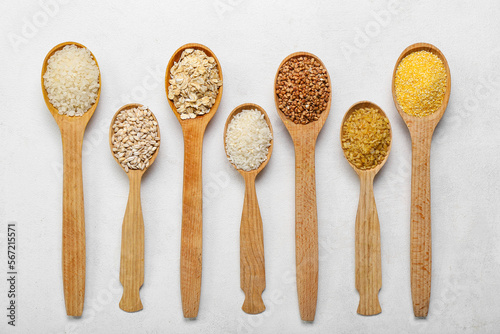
top-left (392, 43), bottom-right (451, 318)
top-left (355, 171), bottom-right (382, 315)
top-left (341, 101), bottom-right (392, 316)
top-left (165, 43), bottom-right (223, 318)
top-left (240, 173), bottom-right (266, 314)
top-left (109, 103), bottom-right (161, 313)
top-left (119, 171), bottom-right (145, 312)
top-left (61, 123), bottom-right (86, 317)
top-left (409, 124), bottom-right (433, 317)
top-left (41, 41), bottom-right (101, 316)
top-left (274, 52), bottom-right (331, 322)
top-left (179, 123), bottom-right (204, 318)
top-left (294, 136), bottom-right (319, 321)
top-left (223, 103), bottom-right (274, 315)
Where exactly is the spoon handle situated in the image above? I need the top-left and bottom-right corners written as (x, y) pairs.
top-left (355, 171), bottom-right (382, 316)
top-left (180, 130), bottom-right (204, 318)
top-left (294, 137), bottom-right (319, 321)
top-left (240, 173), bottom-right (266, 314)
top-left (61, 126), bottom-right (86, 316)
top-left (410, 131), bottom-right (433, 317)
top-left (119, 172), bottom-right (144, 312)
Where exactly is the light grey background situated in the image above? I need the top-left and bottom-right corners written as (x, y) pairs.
top-left (0, 0), bottom-right (499, 333)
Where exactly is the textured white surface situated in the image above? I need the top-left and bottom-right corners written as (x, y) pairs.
top-left (0, 0), bottom-right (499, 333)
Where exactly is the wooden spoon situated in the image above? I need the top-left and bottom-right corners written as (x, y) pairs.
top-left (223, 103), bottom-right (273, 314)
top-left (41, 41), bottom-right (101, 316)
top-left (109, 104), bottom-right (160, 312)
top-left (165, 43), bottom-right (223, 318)
top-left (274, 52), bottom-right (332, 321)
top-left (392, 43), bottom-right (451, 317)
top-left (340, 101), bottom-right (392, 316)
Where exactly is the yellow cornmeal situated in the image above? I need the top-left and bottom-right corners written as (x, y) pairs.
top-left (342, 108), bottom-right (391, 170)
top-left (395, 50), bottom-right (447, 117)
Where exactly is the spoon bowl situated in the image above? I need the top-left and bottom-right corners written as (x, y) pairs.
top-left (392, 43), bottom-right (451, 128)
top-left (166, 43), bottom-right (223, 125)
top-left (165, 43), bottom-right (223, 318)
top-left (41, 41), bottom-right (101, 316)
top-left (109, 103), bottom-right (160, 313)
top-left (274, 52), bottom-right (331, 321)
top-left (274, 52), bottom-right (331, 135)
top-left (340, 101), bottom-right (392, 176)
top-left (223, 103), bottom-right (274, 176)
top-left (109, 103), bottom-right (161, 174)
top-left (340, 101), bottom-right (392, 316)
top-left (392, 43), bottom-right (451, 318)
top-left (42, 41), bottom-right (101, 126)
top-left (223, 103), bottom-right (273, 314)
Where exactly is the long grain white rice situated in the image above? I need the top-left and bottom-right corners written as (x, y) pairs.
top-left (225, 109), bottom-right (272, 171)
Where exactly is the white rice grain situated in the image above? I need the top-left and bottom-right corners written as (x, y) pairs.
top-left (225, 109), bottom-right (272, 171)
top-left (43, 44), bottom-right (100, 116)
